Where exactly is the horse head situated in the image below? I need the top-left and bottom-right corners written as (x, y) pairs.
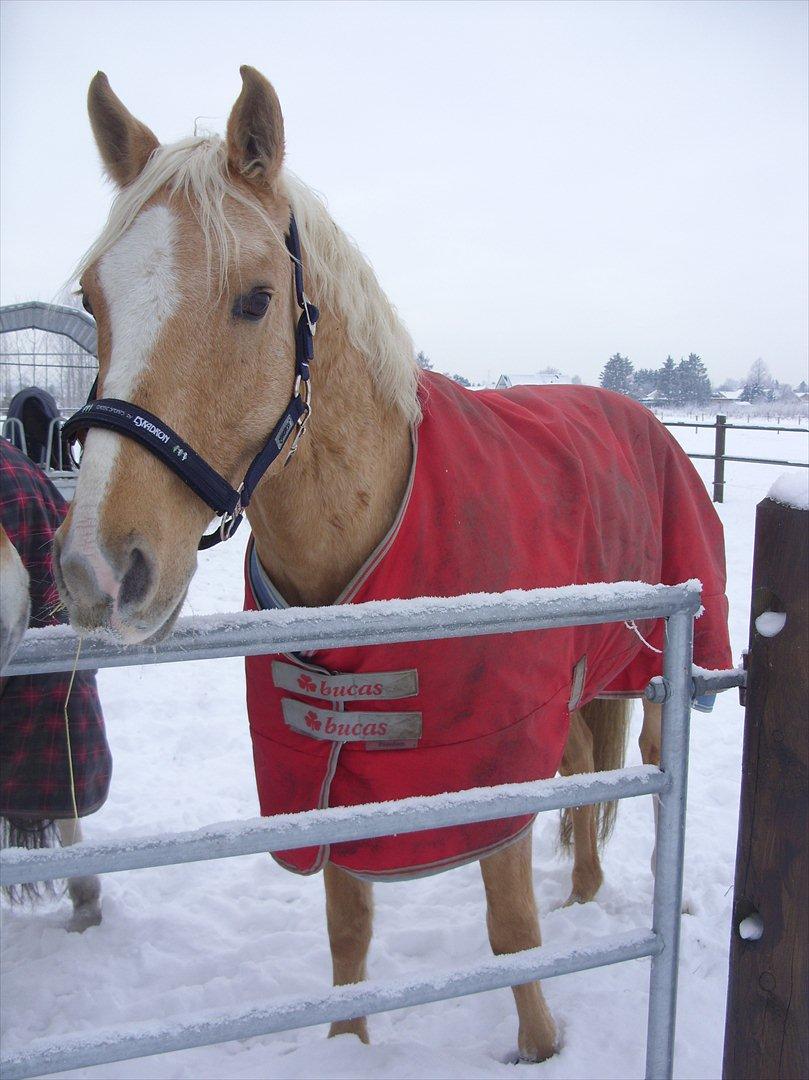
top-left (55, 68), bottom-right (300, 642)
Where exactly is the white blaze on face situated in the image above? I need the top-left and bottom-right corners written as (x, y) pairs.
top-left (69, 205), bottom-right (180, 579)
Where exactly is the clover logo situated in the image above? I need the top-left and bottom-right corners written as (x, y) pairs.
top-left (304, 710), bottom-right (321, 732)
top-left (298, 674), bottom-right (318, 692)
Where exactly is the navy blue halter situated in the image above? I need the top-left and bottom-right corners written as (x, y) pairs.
top-left (62, 214), bottom-right (319, 550)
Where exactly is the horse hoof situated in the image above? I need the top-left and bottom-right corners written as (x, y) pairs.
top-left (517, 1041), bottom-right (556, 1064)
top-left (517, 1020), bottom-right (558, 1063)
top-left (562, 886), bottom-right (600, 906)
top-left (67, 902), bottom-right (102, 933)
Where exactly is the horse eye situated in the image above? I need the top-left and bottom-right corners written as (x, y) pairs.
top-left (233, 289), bottom-right (272, 321)
top-left (81, 292), bottom-right (94, 316)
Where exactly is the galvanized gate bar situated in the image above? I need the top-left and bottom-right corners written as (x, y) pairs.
top-left (645, 608), bottom-right (695, 1080)
top-left (0, 765), bottom-right (668, 886)
top-left (0, 928), bottom-right (661, 1080)
top-left (1, 580), bottom-right (701, 676)
top-left (690, 667), bottom-right (745, 697)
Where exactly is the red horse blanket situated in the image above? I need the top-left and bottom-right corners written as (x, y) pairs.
top-left (245, 374), bottom-right (731, 879)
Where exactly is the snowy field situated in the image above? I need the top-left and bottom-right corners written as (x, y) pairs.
top-left (2, 419), bottom-right (808, 1080)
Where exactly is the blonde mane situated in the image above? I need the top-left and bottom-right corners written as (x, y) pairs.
top-left (76, 136), bottom-right (420, 423)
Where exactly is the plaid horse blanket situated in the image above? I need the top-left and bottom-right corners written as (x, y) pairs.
top-left (245, 374), bottom-right (732, 879)
top-left (0, 440), bottom-right (111, 819)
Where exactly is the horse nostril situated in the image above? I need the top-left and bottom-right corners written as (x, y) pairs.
top-left (119, 546), bottom-right (154, 608)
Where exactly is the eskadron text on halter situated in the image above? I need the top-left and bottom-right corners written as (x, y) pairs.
top-left (62, 214), bottom-right (319, 550)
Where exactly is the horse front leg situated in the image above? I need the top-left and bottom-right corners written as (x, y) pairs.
top-left (324, 861), bottom-right (374, 1043)
top-left (479, 829), bottom-right (557, 1063)
top-left (56, 818), bottom-right (102, 932)
top-left (559, 710), bottom-right (603, 904)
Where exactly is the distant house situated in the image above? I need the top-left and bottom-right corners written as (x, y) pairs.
top-left (636, 388), bottom-right (669, 406)
top-left (711, 388), bottom-right (746, 403)
top-left (495, 372), bottom-right (568, 389)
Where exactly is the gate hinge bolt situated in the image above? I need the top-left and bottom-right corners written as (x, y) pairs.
top-left (644, 676), bottom-right (671, 704)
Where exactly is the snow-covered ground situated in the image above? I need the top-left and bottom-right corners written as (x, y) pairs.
top-left (2, 420), bottom-right (807, 1079)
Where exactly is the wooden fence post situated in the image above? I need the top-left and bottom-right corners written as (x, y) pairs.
top-left (722, 496), bottom-right (808, 1079)
top-left (713, 414), bottom-right (727, 503)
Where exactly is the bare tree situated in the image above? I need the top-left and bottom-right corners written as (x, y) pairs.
top-left (742, 358), bottom-right (773, 404)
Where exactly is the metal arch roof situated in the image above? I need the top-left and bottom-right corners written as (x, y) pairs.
top-left (0, 301), bottom-right (97, 356)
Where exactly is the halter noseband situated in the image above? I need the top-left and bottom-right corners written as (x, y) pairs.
top-left (62, 214), bottom-right (319, 550)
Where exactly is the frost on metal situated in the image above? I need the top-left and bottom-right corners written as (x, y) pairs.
top-left (0, 766), bottom-right (667, 885)
top-left (3, 579), bottom-right (703, 676)
top-left (0, 929), bottom-right (660, 1080)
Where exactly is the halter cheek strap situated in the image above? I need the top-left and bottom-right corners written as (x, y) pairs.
top-left (62, 213), bottom-right (319, 550)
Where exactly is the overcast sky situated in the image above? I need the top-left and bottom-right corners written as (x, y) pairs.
top-left (1, 0), bottom-right (807, 386)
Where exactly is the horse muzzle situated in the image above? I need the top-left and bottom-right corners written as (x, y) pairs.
top-left (53, 529), bottom-right (177, 643)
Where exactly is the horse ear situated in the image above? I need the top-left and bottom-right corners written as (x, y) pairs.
top-left (88, 72), bottom-right (159, 187)
top-left (226, 66), bottom-right (284, 187)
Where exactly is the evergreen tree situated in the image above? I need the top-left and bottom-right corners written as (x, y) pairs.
top-left (450, 373), bottom-right (471, 386)
top-left (416, 351), bottom-right (433, 371)
top-left (657, 356), bottom-right (678, 403)
top-left (677, 353), bottom-right (711, 404)
top-left (599, 353), bottom-right (634, 395)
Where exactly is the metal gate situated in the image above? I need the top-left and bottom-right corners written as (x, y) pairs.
top-left (0, 580), bottom-right (734, 1080)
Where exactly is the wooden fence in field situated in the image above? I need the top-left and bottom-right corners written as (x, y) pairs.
top-left (662, 415), bottom-right (809, 502)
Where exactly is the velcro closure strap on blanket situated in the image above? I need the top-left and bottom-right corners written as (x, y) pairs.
top-left (272, 660), bottom-right (418, 701)
top-left (281, 699), bottom-right (422, 744)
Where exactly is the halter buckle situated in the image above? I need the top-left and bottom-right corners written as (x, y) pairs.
top-left (285, 382), bottom-right (312, 466)
top-left (302, 293), bottom-right (317, 337)
top-left (219, 484), bottom-right (244, 541)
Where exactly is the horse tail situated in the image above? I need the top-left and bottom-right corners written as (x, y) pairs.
top-left (559, 697), bottom-right (631, 850)
top-left (1, 816), bottom-right (63, 904)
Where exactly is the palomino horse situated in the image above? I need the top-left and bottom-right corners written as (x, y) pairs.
top-left (0, 525), bottom-right (29, 670)
top-left (54, 68), bottom-right (731, 1060)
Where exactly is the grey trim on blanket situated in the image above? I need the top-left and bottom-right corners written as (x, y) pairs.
top-left (340, 817), bottom-right (537, 883)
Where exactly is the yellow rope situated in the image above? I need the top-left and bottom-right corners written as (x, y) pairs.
top-left (63, 635), bottom-right (84, 823)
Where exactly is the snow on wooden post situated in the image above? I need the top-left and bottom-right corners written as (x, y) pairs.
top-left (722, 478), bottom-right (808, 1080)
